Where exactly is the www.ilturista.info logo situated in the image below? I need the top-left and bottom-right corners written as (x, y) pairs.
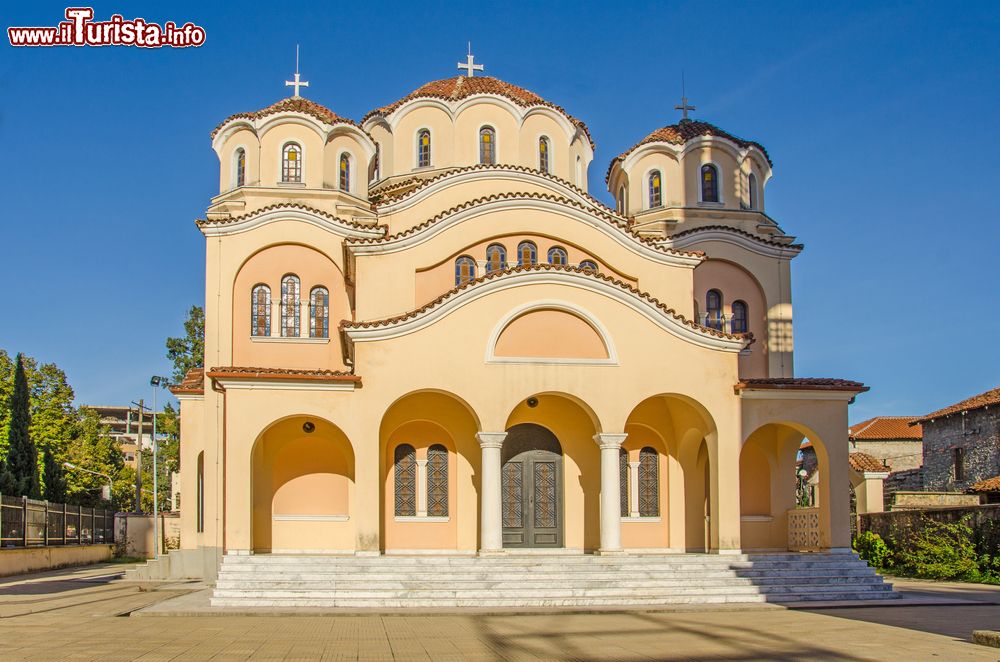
top-left (8, 8), bottom-right (206, 48)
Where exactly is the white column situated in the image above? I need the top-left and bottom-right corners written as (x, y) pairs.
top-left (477, 432), bottom-right (507, 554)
top-left (415, 459), bottom-right (428, 517)
top-left (628, 461), bottom-right (640, 517)
top-left (594, 433), bottom-right (628, 554)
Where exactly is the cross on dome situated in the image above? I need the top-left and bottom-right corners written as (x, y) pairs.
top-left (285, 44), bottom-right (310, 97)
top-left (457, 42), bottom-right (484, 77)
top-left (674, 73), bottom-right (696, 121)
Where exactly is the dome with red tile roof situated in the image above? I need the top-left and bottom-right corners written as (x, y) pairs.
top-left (211, 96), bottom-right (359, 139)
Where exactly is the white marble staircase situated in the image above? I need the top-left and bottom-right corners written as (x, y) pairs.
top-left (211, 551), bottom-right (898, 608)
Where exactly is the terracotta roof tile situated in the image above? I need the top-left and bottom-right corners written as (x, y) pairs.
top-left (346, 191), bottom-right (702, 259)
top-left (606, 120), bottom-right (771, 184)
top-left (362, 76), bottom-right (594, 148)
top-left (169, 368), bottom-right (204, 395)
top-left (735, 377), bottom-right (869, 393)
top-left (912, 386), bottom-right (1000, 425)
top-left (340, 264), bottom-right (751, 343)
top-left (849, 416), bottom-right (923, 441)
top-left (207, 366), bottom-right (361, 383)
top-left (665, 224), bottom-right (803, 251)
top-left (849, 452), bottom-right (889, 473)
top-left (197, 203), bottom-right (386, 233)
top-left (969, 475), bottom-right (1000, 493)
top-left (211, 97), bottom-right (358, 139)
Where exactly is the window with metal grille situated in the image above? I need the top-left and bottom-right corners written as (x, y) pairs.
top-left (486, 244), bottom-right (506, 273)
top-left (309, 286), bottom-right (329, 338)
top-left (479, 127), bottom-right (496, 164)
top-left (538, 136), bottom-right (550, 173)
top-left (427, 444), bottom-right (448, 517)
top-left (394, 444), bottom-right (416, 516)
top-left (455, 256), bottom-right (476, 285)
top-left (417, 130), bottom-right (431, 167)
top-left (280, 275), bottom-right (300, 337)
top-left (251, 284), bottom-right (270, 336)
top-left (282, 142), bottom-right (302, 183)
top-left (648, 170), bottom-right (662, 208)
top-left (701, 164), bottom-right (719, 202)
top-left (619, 448), bottom-right (628, 517)
top-left (517, 241), bottom-right (537, 266)
top-left (638, 447), bottom-right (659, 517)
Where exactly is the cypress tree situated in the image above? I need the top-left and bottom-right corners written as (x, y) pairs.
top-left (42, 447), bottom-right (66, 503)
top-left (5, 354), bottom-right (40, 498)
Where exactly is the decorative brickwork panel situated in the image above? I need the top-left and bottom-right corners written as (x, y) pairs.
top-left (787, 507), bottom-right (820, 551)
top-left (427, 444), bottom-right (448, 517)
top-left (393, 444), bottom-right (416, 517)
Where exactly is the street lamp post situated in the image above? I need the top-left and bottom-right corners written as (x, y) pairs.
top-left (62, 462), bottom-right (112, 502)
top-left (149, 376), bottom-right (169, 559)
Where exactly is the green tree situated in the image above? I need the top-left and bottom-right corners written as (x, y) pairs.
top-left (42, 447), bottom-right (67, 502)
top-left (166, 306), bottom-right (204, 384)
top-left (65, 408), bottom-right (126, 508)
top-left (3, 354), bottom-right (40, 498)
top-left (0, 351), bottom-right (14, 459)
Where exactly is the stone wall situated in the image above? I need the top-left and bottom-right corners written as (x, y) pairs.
top-left (922, 407), bottom-right (1000, 491)
top-left (850, 439), bottom-right (923, 472)
top-left (0, 545), bottom-right (114, 577)
top-left (859, 504), bottom-right (1000, 559)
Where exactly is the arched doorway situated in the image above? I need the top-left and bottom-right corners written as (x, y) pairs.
top-left (502, 423), bottom-right (563, 548)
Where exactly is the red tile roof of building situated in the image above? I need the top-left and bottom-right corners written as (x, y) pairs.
top-left (206, 367), bottom-right (361, 383)
top-left (606, 120), bottom-right (772, 183)
top-left (211, 96), bottom-right (358, 139)
top-left (911, 385), bottom-right (1000, 425)
top-left (169, 368), bottom-right (204, 395)
top-left (849, 416), bottom-right (923, 441)
top-left (969, 475), bottom-right (1000, 493)
top-left (849, 452), bottom-right (889, 473)
top-left (734, 378), bottom-right (869, 393)
top-left (362, 76), bottom-right (593, 147)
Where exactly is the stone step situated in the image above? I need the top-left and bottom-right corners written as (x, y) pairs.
top-left (218, 559), bottom-right (870, 572)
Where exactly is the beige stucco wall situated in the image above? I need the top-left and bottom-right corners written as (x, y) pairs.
top-left (0, 545), bottom-right (114, 577)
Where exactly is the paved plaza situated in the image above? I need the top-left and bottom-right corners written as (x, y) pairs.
top-left (0, 564), bottom-right (998, 661)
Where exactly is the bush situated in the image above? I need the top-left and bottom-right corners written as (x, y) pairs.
top-left (853, 531), bottom-right (892, 569)
top-left (893, 517), bottom-right (979, 581)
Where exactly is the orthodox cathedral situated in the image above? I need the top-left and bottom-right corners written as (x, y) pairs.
top-left (167, 52), bottom-right (891, 605)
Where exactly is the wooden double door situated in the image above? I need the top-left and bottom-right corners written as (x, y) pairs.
top-left (501, 423), bottom-right (563, 548)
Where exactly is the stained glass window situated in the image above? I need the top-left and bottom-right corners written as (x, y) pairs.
top-left (394, 444), bottom-right (416, 517)
top-left (706, 289), bottom-right (723, 331)
top-left (417, 130), bottom-right (431, 168)
top-left (638, 447), bottom-right (659, 517)
top-left (579, 260), bottom-right (598, 272)
top-left (479, 127), bottom-right (496, 165)
top-left (282, 143), bottom-right (302, 183)
top-left (280, 274), bottom-right (300, 337)
top-left (339, 153), bottom-right (350, 191)
top-left (235, 148), bottom-right (245, 188)
top-left (538, 136), bottom-right (550, 173)
top-left (455, 256), bottom-right (476, 286)
top-left (701, 164), bottom-right (719, 202)
top-left (731, 300), bottom-right (748, 334)
top-left (251, 284), bottom-right (270, 337)
top-left (486, 244), bottom-right (507, 273)
top-left (548, 247), bottom-right (568, 266)
top-left (648, 170), bottom-right (662, 208)
top-left (427, 444), bottom-right (448, 517)
top-left (309, 287), bottom-right (329, 338)
top-left (517, 241), bottom-right (537, 266)
top-left (619, 448), bottom-right (628, 517)
top-left (748, 172), bottom-right (757, 209)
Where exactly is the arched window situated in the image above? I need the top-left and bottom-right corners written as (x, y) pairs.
top-left (619, 448), bottom-right (628, 517)
top-left (393, 444), bottom-right (416, 517)
top-left (251, 284), bottom-right (271, 337)
top-left (579, 260), bottom-right (598, 272)
top-left (617, 186), bottom-right (626, 214)
top-left (281, 142), bottom-right (302, 183)
top-left (455, 256), bottom-right (476, 286)
top-left (538, 136), bottom-right (550, 173)
top-left (517, 241), bottom-right (537, 266)
top-left (747, 172), bottom-right (757, 210)
top-left (706, 289), bottom-right (723, 331)
top-left (234, 148), bottom-right (245, 188)
top-left (309, 286), bottom-right (329, 338)
top-left (427, 444), bottom-right (448, 517)
top-left (485, 244), bottom-right (507, 273)
top-left (648, 170), bottom-right (663, 208)
top-left (196, 451), bottom-right (205, 533)
top-left (548, 246), bottom-right (568, 266)
top-left (638, 447), bottom-right (659, 517)
top-left (701, 164), bottom-right (719, 202)
top-left (339, 153), bottom-right (350, 192)
top-left (417, 129), bottom-right (431, 168)
top-left (575, 156), bottom-right (582, 185)
top-left (479, 127), bottom-right (496, 165)
top-left (731, 300), bottom-right (748, 334)
top-left (280, 274), bottom-right (300, 337)
top-left (373, 143), bottom-right (381, 181)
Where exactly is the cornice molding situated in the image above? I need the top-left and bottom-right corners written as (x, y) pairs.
top-left (197, 204), bottom-right (386, 239)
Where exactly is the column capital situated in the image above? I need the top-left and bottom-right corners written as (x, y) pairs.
top-left (593, 433), bottom-right (628, 450)
top-left (476, 431), bottom-right (507, 449)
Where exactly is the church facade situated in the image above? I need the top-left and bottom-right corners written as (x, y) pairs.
top-left (172, 61), bottom-right (867, 576)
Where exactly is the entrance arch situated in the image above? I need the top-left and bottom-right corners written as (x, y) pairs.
top-left (502, 423), bottom-right (564, 548)
top-left (251, 416), bottom-right (355, 553)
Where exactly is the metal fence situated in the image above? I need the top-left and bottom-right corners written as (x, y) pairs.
top-left (0, 495), bottom-right (115, 548)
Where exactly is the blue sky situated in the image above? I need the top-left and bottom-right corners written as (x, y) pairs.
top-left (1, 1), bottom-right (997, 421)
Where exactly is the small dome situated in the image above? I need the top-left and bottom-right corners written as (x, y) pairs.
top-left (362, 76), bottom-right (593, 147)
top-left (606, 120), bottom-right (771, 183)
top-left (211, 96), bottom-right (358, 139)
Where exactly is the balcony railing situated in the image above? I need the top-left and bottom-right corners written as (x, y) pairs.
top-left (697, 313), bottom-right (748, 335)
